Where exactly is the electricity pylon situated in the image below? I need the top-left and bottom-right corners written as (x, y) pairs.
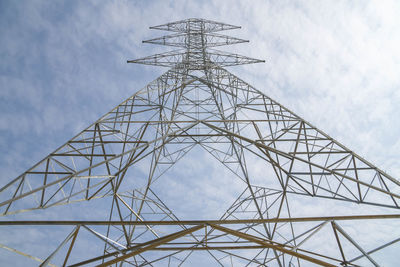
top-left (1, 18), bottom-right (400, 266)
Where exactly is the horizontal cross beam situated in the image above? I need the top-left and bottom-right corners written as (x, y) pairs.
top-left (1, 214), bottom-right (399, 225)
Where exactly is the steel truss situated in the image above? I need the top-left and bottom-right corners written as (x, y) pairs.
top-left (1, 18), bottom-right (399, 266)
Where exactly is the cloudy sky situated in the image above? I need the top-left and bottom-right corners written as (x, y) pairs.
top-left (1, 0), bottom-right (400, 266)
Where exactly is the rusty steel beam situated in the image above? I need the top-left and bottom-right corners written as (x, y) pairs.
top-left (96, 224), bottom-right (205, 267)
top-left (210, 224), bottom-right (337, 267)
top-left (1, 214), bottom-right (399, 226)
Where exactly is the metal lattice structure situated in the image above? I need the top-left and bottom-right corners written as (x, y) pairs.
top-left (1, 18), bottom-right (400, 266)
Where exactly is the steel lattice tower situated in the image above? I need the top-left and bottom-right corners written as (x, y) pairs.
top-left (1, 18), bottom-right (400, 266)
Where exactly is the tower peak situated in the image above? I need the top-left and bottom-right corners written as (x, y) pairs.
top-left (129, 18), bottom-right (264, 69)
top-left (149, 18), bottom-right (241, 33)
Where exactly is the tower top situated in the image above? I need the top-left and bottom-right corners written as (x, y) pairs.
top-left (128, 18), bottom-right (264, 69)
top-left (149, 18), bottom-right (241, 33)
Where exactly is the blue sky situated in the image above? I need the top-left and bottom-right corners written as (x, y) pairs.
top-left (1, 0), bottom-right (400, 266)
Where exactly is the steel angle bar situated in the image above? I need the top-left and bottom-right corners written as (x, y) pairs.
top-left (209, 224), bottom-right (337, 267)
top-left (2, 214), bottom-right (400, 226)
top-left (97, 224), bottom-right (205, 266)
